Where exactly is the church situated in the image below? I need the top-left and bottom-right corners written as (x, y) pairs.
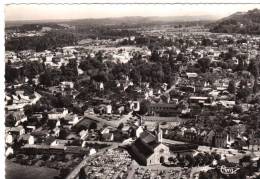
top-left (127, 126), bottom-right (171, 166)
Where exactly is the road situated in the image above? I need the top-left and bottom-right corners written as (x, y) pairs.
top-left (197, 145), bottom-right (260, 164)
top-left (198, 146), bottom-right (248, 155)
top-left (84, 114), bottom-right (118, 128)
top-left (164, 77), bottom-right (180, 95)
top-left (84, 112), bottom-right (133, 128)
top-left (83, 140), bottom-right (121, 146)
top-left (6, 91), bottom-right (42, 111)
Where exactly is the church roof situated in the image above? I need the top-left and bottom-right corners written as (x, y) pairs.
top-left (127, 131), bottom-right (162, 165)
top-left (140, 131), bottom-right (156, 144)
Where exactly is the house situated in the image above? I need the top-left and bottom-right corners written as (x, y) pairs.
top-left (49, 145), bottom-right (65, 154)
top-left (5, 133), bottom-right (13, 145)
top-left (102, 133), bottom-right (114, 142)
top-left (239, 103), bottom-right (253, 112)
top-left (65, 146), bottom-right (89, 155)
top-left (51, 139), bottom-right (69, 147)
top-left (53, 127), bottom-right (61, 137)
top-left (60, 81), bottom-right (74, 90)
top-left (189, 96), bottom-right (210, 104)
top-left (179, 85), bottom-right (196, 93)
top-left (204, 129), bottom-right (235, 148)
top-left (89, 148), bottom-right (97, 155)
top-left (214, 131), bottom-right (231, 148)
top-left (47, 118), bottom-right (59, 129)
top-left (203, 130), bottom-right (215, 146)
top-left (217, 100), bottom-right (236, 109)
top-left (184, 129), bottom-right (197, 143)
top-left (208, 90), bottom-right (220, 99)
top-left (186, 73), bottom-right (198, 79)
top-left (30, 113), bottom-right (43, 121)
top-left (136, 126), bottom-right (144, 138)
top-left (9, 111), bottom-right (27, 124)
top-left (248, 132), bottom-right (260, 152)
top-left (66, 133), bottom-right (80, 141)
top-left (117, 106), bottom-right (125, 114)
top-left (94, 82), bottom-right (104, 91)
top-left (25, 121), bottom-right (38, 132)
top-left (130, 101), bottom-right (140, 111)
top-left (9, 126), bottom-right (25, 136)
top-left (106, 105), bottom-right (112, 114)
top-left (31, 128), bottom-right (49, 141)
top-left (21, 144), bottom-right (50, 155)
top-left (96, 104), bottom-right (112, 114)
top-left (19, 134), bottom-right (35, 145)
top-left (63, 114), bottom-right (80, 126)
top-left (48, 108), bottom-right (69, 120)
top-left (43, 136), bottom-right (56, 145)
top-left (5, 147), bottom-right (14, 157)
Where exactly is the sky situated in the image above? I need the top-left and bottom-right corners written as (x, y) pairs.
top-left (5, 4), bottom-right (260, 21)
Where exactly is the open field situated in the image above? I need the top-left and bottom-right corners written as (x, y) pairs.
top-left (5, 160), bottom-right (59, 179)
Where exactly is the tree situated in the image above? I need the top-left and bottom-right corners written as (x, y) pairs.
top-left (6, 31), bottom-right (76, 52)
top-left (117, 122), bottom-right (124, 130)
top-left (185, 155), bottom-right (195, 167)
top-left (199, 171), bottom-right (208, 179)
top-left (248, 58), bottom-right (259, 78)
top-left (168, 157), bottom-right (175, 163)
top-left (236, 57), bottom-right (247, 71)
top-left (89, 122), bottom-right (97, 130)
top-left (233, 105), bottom-right (243, 114)
top-left (237, 87), bottom-right (251, 101)
top-left (24, 105), bottom-right (33, 116)
top-left (58, 128), bottom-right (68, 139)
top-left (78, 168), bottom-right (86, 179)
top-left (57, 95), bottom-right (72, 108)
top-left (59, 168), bottom-right (71, 179)
top-left (150, 50), bottom-right (160, 61)
top-left (39, 72), bottom-right (52, 87)
top-left (201, 38), bottom-right (212, 46)
top-left (253, 80), bottom-right (259, 93)
top-left (93, 71), bottom-right (108, 82)
top-left (24, 61), bottom-right (44, 78)
top-left (198, 57), bottom-right (211, 73)
top-left (176, 53), bottom-right (184, 62)
top-left (227, 80), bottom-right (236, 94)
top-left (138, 100), bottom-right (150, 115)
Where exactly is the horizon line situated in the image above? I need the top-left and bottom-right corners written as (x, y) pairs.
top-left (5, 15), bottom-right (220, 23)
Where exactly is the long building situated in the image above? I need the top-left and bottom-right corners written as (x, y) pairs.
top-left (148, 103), bottom-right (178, 116)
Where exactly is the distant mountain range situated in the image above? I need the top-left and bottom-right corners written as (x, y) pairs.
top-left (209, 8), bottom-right (260, 34)
top-left (6, 15), bottom-right (217, 27)
top-left (64, 15), bottom-right (217, 25)
top-left (6, 8), bottom-right (260, 35)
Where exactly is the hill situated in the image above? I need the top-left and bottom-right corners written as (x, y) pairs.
top-left (56, 15), bottom-right (216, 27)
top-left (6, 15), bottom-right (216, 27)
top-left (209, 8), bottom-right (260, 34)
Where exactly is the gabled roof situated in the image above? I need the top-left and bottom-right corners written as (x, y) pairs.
top-left (128, 138), bottom-right (155, 165)
top-left (44, 136), bottom-right (56, 145)
top-left (19, 134), bottom-right (32, 141)
top-left (127, 131), bottom-right (162, 165)
top-left (140, 131), bottom-right (156, 145)
top-left (10, 126), bottom-right (24, 132)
